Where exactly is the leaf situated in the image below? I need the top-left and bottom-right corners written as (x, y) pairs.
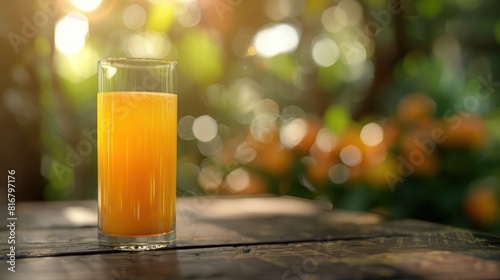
top-left (146, 2), bottom-right (176, 33)
top-left (178, 28), bottom-right (224, 86)
top-left (324, 105), bottom-right (351, 134)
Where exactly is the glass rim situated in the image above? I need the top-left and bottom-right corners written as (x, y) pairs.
top-left (98, 58), bottom-right (177, 66)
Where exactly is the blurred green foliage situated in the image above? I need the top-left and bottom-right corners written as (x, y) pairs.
top-left (5, 0), bottom-right (499, 232)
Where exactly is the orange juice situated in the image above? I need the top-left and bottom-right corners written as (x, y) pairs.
top-left (98, 91), bottom-right (177, 236)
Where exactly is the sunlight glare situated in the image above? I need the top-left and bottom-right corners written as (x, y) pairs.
top-left (70, 0), bottom-right (102, 12)
top-left (54, 13), bottom-right (89, 55)
top-left (254, 23), bottom-right (300, 58)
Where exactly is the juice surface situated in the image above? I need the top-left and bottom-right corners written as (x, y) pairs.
top-left (98, 91), bottom-right (177, 236)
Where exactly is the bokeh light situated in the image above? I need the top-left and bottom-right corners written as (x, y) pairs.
top-left (178, 115), bottom-right (196, 141)
top-left (70, 0), bottom-right (102, 12)
top-left (197, 135), bottom-right (223, 157)
top-left (253, 99), bottom-right (280, 121)
top-left (235, 141), bottom-right (257, 164)
top-left (339, 144), bottom-right (363, 166)
top-left (321, 6), bottom-right (344, 33)
top-left (123, 4), bottom-right (147, 30)
top-left (312, 35), bottom-right (340, 67)
top-left (55, 45), bottom-right (98, 83)
top-left (280, 118), bottom-right (308, 149)
top-left (313, 128), bottom-right (338, 154)
top-left (335, 0), bottom-right (363, 27)
top-left (340, 41), bottom-right (367, 66)
top-left (226, 168), bottom-right (251, 192)
top-left (177, 3), bottom-right (201, 27)
top-left (251, 116), bottom-right (276, 143)
top-left (123, 31), bottom-right (171, 58)
top-left (228, 78), bottom-right (264, 122)
top-left (2, 88), bottom-right (36, 125)
top-left (281, 105), bottom-right (306, 121)
top-left (54, 13), bottom-right (88, 55)
top-left (329, 164), bottom-right (350, 184)
top-left (198, 164), bottom-right (223, 192)
top-left (360, 122), bottom-right (384, 147)
top-left (265, 0), bottom-right (305, 20)
top-left (253, 23), bottom-right (300, 58)
top-left (193, 115), bottom-right (218, 142)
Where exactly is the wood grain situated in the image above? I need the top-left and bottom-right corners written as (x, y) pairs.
top-left (1, 236), bottom-right (499, 280)
top-left (1, 196), bottom-right (499, 279)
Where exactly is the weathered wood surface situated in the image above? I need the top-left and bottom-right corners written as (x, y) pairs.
top-left (2, 196), bottom-right (392, 258)
top-left (2, 236), bottom-right (500, 280)
top-left (1, 196), bottom-right (500, 279)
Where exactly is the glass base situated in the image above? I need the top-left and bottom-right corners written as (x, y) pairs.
top-left (98, 230), bottom-right (175, 251)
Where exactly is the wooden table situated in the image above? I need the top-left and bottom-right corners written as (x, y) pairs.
top-left (1, 196), bottom-right (499, 279)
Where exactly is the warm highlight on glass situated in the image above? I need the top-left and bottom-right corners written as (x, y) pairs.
top-left (97, 58), bottom-right (177, 250)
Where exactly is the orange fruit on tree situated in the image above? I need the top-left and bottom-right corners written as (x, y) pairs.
top-left (399, 130), bottom-right (441, 177)
top-left (248, 130), bottom-right (294, 176)
top-left (396, 93), bottom-right (436, 123)
top-left (464, 185), bottom-right (499, 228)
top-left (364, 156), bottom-right (399, 189)
top-left (443, 113), bottom-right (487, 150)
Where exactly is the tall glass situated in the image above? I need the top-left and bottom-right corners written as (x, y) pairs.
top-left (97, 58), bottom-right (177, 250)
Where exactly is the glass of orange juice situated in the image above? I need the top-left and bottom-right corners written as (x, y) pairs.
top-left (97, 58), bottom-right (177, 250)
